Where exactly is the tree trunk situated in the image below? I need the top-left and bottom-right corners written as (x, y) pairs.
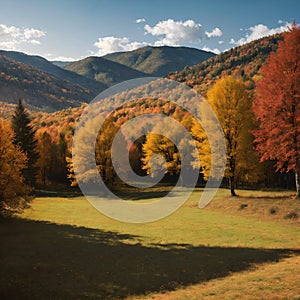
top-left (295, 169), bottom-right (300, 199)
top-left (229, 176), bottom-right (237, 196)
top-left (229, 154), bottom-right (237, 197)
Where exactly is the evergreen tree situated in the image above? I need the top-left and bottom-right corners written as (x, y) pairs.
top-left (12, 99), bottom-right (39, 186)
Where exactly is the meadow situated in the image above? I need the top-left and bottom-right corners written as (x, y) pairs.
top-left (1, 188), bottom-right (299, 299)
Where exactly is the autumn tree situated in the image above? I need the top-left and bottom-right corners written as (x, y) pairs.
top-left (253, 23), bottom-right (300, 198)
top-left (69, 115), bottom-right (123, 189)
top-left (206, 76), bottom-right (254, 196)
top-left (0, 120), bottom-right (30, 209)
top-left (12, 99), bottom-right (39, 186)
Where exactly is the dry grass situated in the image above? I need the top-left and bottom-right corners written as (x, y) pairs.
top-left (133, 254), bottom-right (300, 300)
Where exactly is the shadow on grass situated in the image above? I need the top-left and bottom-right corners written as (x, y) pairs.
top-left (0, 217), bottom-right (298, 299)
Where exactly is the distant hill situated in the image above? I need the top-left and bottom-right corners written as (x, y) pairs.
top-left (51, 61), bottom-right (73, 68)
top-left (64, 56), bottom-right (148, 87)
top-left (0, 50), bottom-right (105, 95)
top-left (103, 46), bottom-right (216, 76)
top-left (169, 34), bottom-right (283, 93)
top-left (0, 55), bottom-right (98, 111)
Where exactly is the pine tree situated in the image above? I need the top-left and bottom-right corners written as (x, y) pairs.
top-left (12, 99), bottom-right (39, 186)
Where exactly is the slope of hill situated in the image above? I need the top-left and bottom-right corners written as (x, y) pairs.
top-left (169, 34), bottom-right (282, 94)
top-left (0, 50), bottom-right (105, 94)
top-left (64, 56), bottom-right (148, 87)
top-left (103, 46), bottom-right (216, 76)
top-left (0, 55), bottom-right (98, 111)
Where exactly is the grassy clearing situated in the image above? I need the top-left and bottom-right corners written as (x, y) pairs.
top-left (0, 188), bottom-right (299, 299)
top-left (134, 254), bottom-right (300, 300)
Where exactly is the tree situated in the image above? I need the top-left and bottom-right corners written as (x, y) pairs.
top-left (36, 131), bottom-right (54, 185)
top-left (253, 23), bottom-right (300, 198)
top-left (11, 99), bottom-right (39, 186)
top-left (206, 76), bottom-right (253, 196)
top-left (0, 120), bottom-right (30, 209)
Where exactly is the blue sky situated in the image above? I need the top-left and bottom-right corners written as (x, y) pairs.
top-left (0, 0), bottom-right (299, 61)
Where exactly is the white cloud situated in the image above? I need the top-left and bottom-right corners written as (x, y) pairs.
top-left (230, 22), bottom-right (291, 46)
top-left (202, 46), bottom-right (220, 54)
top-left (136, 18), bottom-right (146, 24)
top-left (205, 27), bottom-right (223, 38)
top-left (144, 19), bottom-right (202, 46)
top-left (94, 36), bottom-right (147, 56)
top-left (0, 23), bottom-right (45, 50)
top-left (0, 24), bottom-right (20, 38)
top-left (218, 40), bottom-right (224, 44)
top-left (23, 28), bottom-right (45, 39)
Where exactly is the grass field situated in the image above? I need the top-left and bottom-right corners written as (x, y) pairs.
top-left (0, 188), bottom-right (299, 299)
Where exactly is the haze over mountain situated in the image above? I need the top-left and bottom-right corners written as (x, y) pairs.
top-left (103, 46), bottom-right (216, 76)
top-left (51, 61), bottom-right (73, 68)
top-left (64, 56), bottom-right (149, 87)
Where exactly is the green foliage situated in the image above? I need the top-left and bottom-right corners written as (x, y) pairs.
top-left (104, 46), bottom-right (215, 76)
top-left (64, 56), bottom-right (148, 87)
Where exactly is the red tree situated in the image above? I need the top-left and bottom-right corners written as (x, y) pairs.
top-left (253, 22), bottom-right (300, 197)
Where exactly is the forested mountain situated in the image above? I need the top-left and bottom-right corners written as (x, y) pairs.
top-left (0, 34), bottom-right (283, 113)
top-left (103, 46), bottom-right (216, 76)
top-left (0, 50), bottom-right (105, 94)
top-left (64, 56), bottom-right (148, 87)
top-left (169, 34), bottom-right (282, 94)
top-left (0, 55), bottom-right (97, 111)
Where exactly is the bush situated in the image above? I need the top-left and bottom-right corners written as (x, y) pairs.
top-left (239, 204), bottom-right (248, 210)
top-left (284, 212), bottom-right (298, 220)
top-left (269, 207), bottom-right (278, 215)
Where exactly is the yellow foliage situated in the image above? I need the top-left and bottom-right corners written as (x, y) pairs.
top-left (0, 120), bottom-right (30, 207)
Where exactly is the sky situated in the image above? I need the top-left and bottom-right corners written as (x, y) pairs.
top-left (0, 0), bottom-right (299, 61)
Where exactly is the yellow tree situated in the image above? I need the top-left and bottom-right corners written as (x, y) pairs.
top-left (206, 76), bottom-right (256, 196)
top-left (0, 120), bottom-right (29, 209)
top-left (36, 131), bottom-right (53, 185)
top-left (142, 133), bottom-right (179, 177)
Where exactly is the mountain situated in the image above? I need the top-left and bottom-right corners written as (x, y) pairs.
top-left (0, 55), bottom-right (98, 112)
top-left (103, 46), bottom-right (216, 76)
top-left (169, 34), bottom-right (282, 94)
top-left (64, 56), bottom-right (148, 87)
top-left (51, 61), bottom-right (74, 68)
top-left (0, 50), bottom-right (105, 94)
top-left (2, 34), bottom-right (284, 140)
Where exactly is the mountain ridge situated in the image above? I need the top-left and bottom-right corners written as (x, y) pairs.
top-left (63, 56), bottom-right (149, 87)
top-left (103, 45), bottom-right (216, 76)
top-left (0, 50), bottom-right (106, 94)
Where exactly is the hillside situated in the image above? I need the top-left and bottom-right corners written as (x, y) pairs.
top-left (0, 55), bottom-right (97, 112)
top-left (64, 56), bottom-right (148, 87)
top-left (103, 46), bottom-right (215, 76)
top-left (169, 34), bottom-right (283, 94)
top-left (0, 50), bottom-right (105, 95)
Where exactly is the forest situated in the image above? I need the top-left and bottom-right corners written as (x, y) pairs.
top-left (0, 24), bottom-right (299, 210)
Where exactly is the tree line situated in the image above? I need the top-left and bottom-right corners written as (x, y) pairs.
top-left (0, 23), bottom-right (299, 210)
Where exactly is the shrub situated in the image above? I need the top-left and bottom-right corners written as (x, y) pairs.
top-left (284, 212), bottom-right (298, 220)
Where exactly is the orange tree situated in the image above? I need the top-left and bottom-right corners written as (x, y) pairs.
top-left (253, 23), bottom-right (300, 198)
